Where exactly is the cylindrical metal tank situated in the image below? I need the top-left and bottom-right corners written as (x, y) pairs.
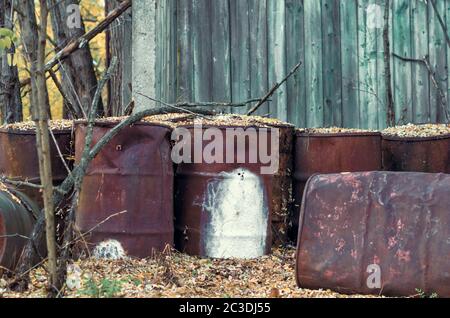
top-left (382, 134), bottom-right (450, 173)
top-left (0, 124), bottom-right (74, 206)
top-left (74, 121), bottom-right (174, 258)
top-left (291, 130), bottom-right (382, 241)
top-left (296, 171), bottom-right (450, 297)
top-left (174, 122), bottom-right (292, 258)
top-left (0, 186), bottom-right (40, 272)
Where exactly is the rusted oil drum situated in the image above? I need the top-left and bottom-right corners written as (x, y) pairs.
top-left (0, 122), bottom-right (74, 206)
top-left (174, 121), bottom-right (292, 258)
top-left (0, 185), bottom-right (40, 272)
top-left (382, 133), bottom-right (450, 173)
top-left (296, 171), bottom-right (450, 297)
top-left (291, 129), bottom-right (382, 241)
top-left (75, 121), bottom-right (174, 258)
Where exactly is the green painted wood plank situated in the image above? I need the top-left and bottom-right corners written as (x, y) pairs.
top-left (429, 0), bottom-right (447, 122)
top-left (249, 0), bottom-right (269, 116)
top-left (393, 0), bottom-right (413, 125)
top-left (286, 0), bottom-right (306, 127)
top-left (375, 0), bottom-right (387, 129)
top-left (358, 0), bottom-right (380, 129)
top-left (192, 0), bottom-right (213, 102)
top-left (340, 0), bottom-right (359, 128)
top-left (304, 0), bottom-right (324, 128)
top-left (411, 0), bottom-right (430, 123)
top-left (230, 0), bottom-right (251, 114)
top-left (211, 0), bottom-right (232, 113)
top-left (176, 0), bottom-right (194, 102)
top-left (322, 0), bottom-right (342, 127)
top-left (268, 0), bottom-right (287, 121)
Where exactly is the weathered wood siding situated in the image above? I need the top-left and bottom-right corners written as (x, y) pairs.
top-left (155, 0), bottom-right (450, 128)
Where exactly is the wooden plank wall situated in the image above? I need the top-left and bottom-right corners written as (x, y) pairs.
top-left (155, 0), bottom-right (450, 129)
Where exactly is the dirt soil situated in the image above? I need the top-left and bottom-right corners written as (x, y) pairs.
top-left (0, 247), bottom-right (382, 298)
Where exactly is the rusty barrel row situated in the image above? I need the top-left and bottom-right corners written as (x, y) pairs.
top-left (0, 121), bottom-right (73, 272)
top-left (0, 119), bottom-right (449, 297)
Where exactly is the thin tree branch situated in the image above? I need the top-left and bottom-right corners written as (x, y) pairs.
top-left (247, 61), bottom-right (303, 116)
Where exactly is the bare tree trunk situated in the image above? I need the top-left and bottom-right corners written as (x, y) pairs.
top-left (0, 0), bottom-right (23, 124)
top-left (35, 0), bottom-right (58, 295)
top-left (105, 0), bottom-right (132, 117)
top-left (16, 0), bottom-right (51, 118)
top-left (47, 0), bottom-right (103, 117)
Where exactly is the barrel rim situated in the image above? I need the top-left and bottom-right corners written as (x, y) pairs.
top-left (296, 131), bottom-right (381, 138)
top-left (173, 123), bottom-right (295, 130)
top-left (74, 120), bottom-right (174, 130)
top-left (381, 133), bottom-right (450, 142)
top-left (0, 128), bottom-right (72, 136)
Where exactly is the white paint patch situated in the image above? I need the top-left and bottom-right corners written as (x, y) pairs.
top-left (203, 168), bottom-right (269, 259)
top-left (366, 4), bottom-right (383, 29)
top-left (93, 239), bottom-right (126, 260)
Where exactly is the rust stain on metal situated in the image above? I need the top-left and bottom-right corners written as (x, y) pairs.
top-left (382, 134), bottom-right (450, 173)
top-left (291, 131), bottom-right (382, 241)
top-left (75, 122), bottom-right (174, 258)
top-left (174, 124), bottom-right (293, 257)
top-left (0, 128), bottom-right (74, 206)
top-left (0, 188), bottom-right (40, 271)
top-left (296, 171), bottom-right (450, 297)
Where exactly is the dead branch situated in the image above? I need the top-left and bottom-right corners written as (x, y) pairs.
top-left (0, 176), bottom-right (42, 189)
top-left (48, 70), bottom-right (79, 119)
top-left (19, 0), bottom-right (131, 88)
top-left (430, 0), bottom-right (450, 48)
top-left (247, 61), bottom-right (303, 116)
top-left (393, 53), bottom-right (449, 122)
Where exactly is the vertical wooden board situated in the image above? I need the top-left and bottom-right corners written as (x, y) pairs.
top-left (155, 0), bottom-right (162, 106)
top-left (304, 0), bottom-right (324, 127)
top-left (230, 0), bottom-right (251, 114)
top-left (176, 0), bottom-right (194, 102)
top-left (267, 0), bottom-right (287, 121)
top-left (358, 0), bottom-right (380, 129)
top-left (375, 0), bottom-right (387, 129)
top-left (429, 0), bottom-right (447, 122)
top-left (286, 0), bottom-right (306, 127)
top-left (411, 0), bottom-right (430, 124)
top-left (322, 0), bottom-right (342, 127)
top-left (340, 0), bottom-right (359, 128)
top-left (211, 0), bottom-right (232, 112)
top-left (168, 0), bottom-right (178, 103)
top-left (392, 0), bottom-right (412, 125)
top-left (192, 0), bottom-right (213, 102)
top-left (249, 0), bottom-right (269, 116)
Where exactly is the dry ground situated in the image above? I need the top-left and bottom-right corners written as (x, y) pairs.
top-left (0, 247), bottom-right (382, 298)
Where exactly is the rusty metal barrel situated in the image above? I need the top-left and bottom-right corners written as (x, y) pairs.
top-left (75, 121), bottom-right (174, 258)
top-left (0, 121), bottom-right (74, 206)
top-left (291, 129), bottom-right (382, 241)
top-left (174, 120), bottom-right (293, 258)
top-left (382, 127), bottom-right (450, 173)
top-left (296, 171), bottom-right (450, 297)
top-left (0, 185), bottom-right (40, 272)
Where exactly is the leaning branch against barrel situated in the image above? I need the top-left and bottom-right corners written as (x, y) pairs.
top-left (19, 0), bottom-right (131, 88)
